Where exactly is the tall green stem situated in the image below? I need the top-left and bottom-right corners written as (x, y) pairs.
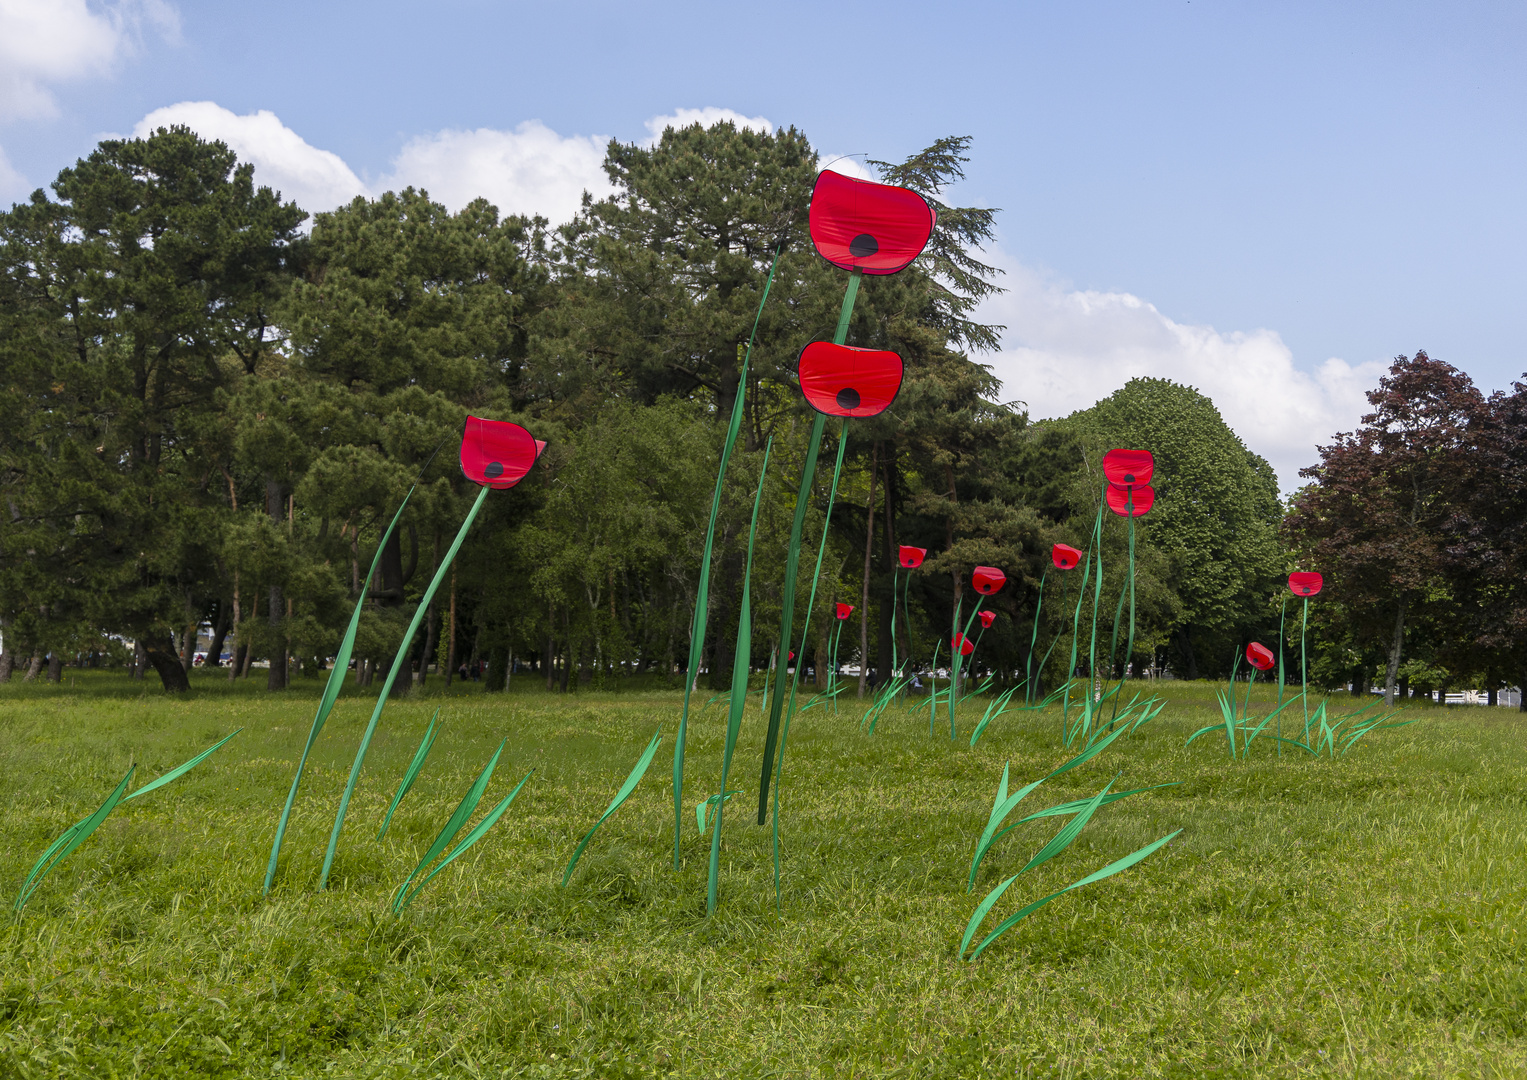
top-left (757, 269), bottom-right (861, 825)
top-left (673, 247), bottom-right (782, 867)
top-left (321, 483), bottom-right (490, 890)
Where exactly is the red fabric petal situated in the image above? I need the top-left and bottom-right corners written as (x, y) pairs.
top-left (835, 603), bottom-right (854, 620)
top-left (1288, 572), bottom-right (1324, 597)
top-left (797, 342), bottom-right (903, 418)
top-left (460, 416), bottom-right (543, 489)
top-left (1106, 483), bottom-right (1154, 517)
top-left (809, 169), bottom-right (936, 276)
top-left (952, 633), bottom-right (975, 656)
top-left (978, 610), bottom-right (997, 629)
top-left (1052, 543), bottom-right (1082, 570)
top-left (1102, 448), bottom-right (1154, 487)
top-left (971, 566), bottom-right (1006, 595)
top-left (898, 545), bottom-right (927, 569)
top-left (1246, 642), bottom-right (1276, 671)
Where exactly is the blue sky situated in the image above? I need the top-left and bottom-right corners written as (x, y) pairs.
top-left (4, 0), bottom-right (1524, 488)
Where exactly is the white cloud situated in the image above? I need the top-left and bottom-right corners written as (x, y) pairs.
top-left (642, 106), bottom-right (772, 144)
top-left (0, 143), bottom-right (27, 204)
top-left (380, 121), bottom-right (613, 224)
top-left (134, 101), bottom-right (366, 213)
top-left (0, 0), bottom-right (178, 121)
top-left (978, 255), bottom-right (1387, 492)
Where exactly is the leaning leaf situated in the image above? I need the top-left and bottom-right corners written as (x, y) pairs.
top-left (1017, 775), bottom-right (1117, 876)
top-left (15, 766), bottom-right (134, 911)
top-left (968, 829), bottom-right (1182, 961)
top-left (377, 711), bottom-right (441, 841)
top-left (959, 873), bottom-right (1019, 959)
top-left (122, 728), bottom-right (242, 804)
top-left (396, 769), bottom-right (533, 910)
top-left (563, 730), bottom-right (663, 886)
top-left (391, 739), bottom-right (505, 912)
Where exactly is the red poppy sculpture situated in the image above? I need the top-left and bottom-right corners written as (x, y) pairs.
top-left (1102, 449), bottom-right (1154, 488)
top-left (1052, 543), bottom-right (1082, 570)
top-left (1106, 484), bottom-right (1155, 517)
top-left (978, 610), bottom-right (997, 630)
top-left (1246, 642), bottom-right (1276, 672)
top-left (797, 342), bottom-right (904, 418)
top-left (835, 603), bottom-right (854, 620)
top-left (1288, 572), bottom-right (1324, 597)
top-left (461, 416), bottom-right (545, 489)
top-left (953, 633), bottom-right (975, 657)
top-left (899, 545), bottom-right (927, 569)
top-left (808, 169), bottom-right (937, 276)
top-left (972, 566), bottom-right (1007, 596)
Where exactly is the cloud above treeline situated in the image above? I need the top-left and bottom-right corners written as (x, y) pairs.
top-left (977, 259), bottom-right (1385, 492)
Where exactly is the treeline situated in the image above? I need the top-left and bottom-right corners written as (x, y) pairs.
top-left (0, 122), bottom-right (1515, 704)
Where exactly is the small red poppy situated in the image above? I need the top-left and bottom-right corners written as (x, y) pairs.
top-left (978, 610), bottom-right (997, 630)
top-left (1246, 642), bottom-right (1276, 671)
top-left (899, 545), bottom-right (927, 569)
top-left (460, 416), bottom-right (545, 489)
top-left (788, 651), bottom-right (795, 661)
top-left (971, 566), bottom-right (1006, 595)
top-left (1052, 543), bottom-right (1082, 571)
top-left (1106, 484), bottom-right (1154, 517)
top-left (835, 602), bottom-right (854, 620)
top-left (952, 633), bottom-right (975, 656)
top-left (1288, 572), bottom-right (1324, 597)
top-left (797, 341), bottom-right (904, 418)
top-left (1102, 449), bottom-right (1154, 487)
top-left (808, 169), bottom-right (936, 276)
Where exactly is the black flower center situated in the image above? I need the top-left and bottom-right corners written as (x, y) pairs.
top-left (836, 387), bottom-right (861, 411)
top-left (1124, 473), bottom-right (1135, 483)
top-left (849, 233), bottom-right (879, 257)
top-left (484, 461), bottom-right (504, 479)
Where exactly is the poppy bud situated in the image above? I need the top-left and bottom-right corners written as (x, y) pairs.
top-left (1106, 483), bottom-right (1154, 517)
top-left (835, 603), bottom-right (854, 620)
top-left (460, 416), bottom-right (545, 490)
top-left (1052, 543), bottom-right (1082, 571)
top-left (1102, 448), bottom-right (1154, 487)
top-left (899, 545), bottom-right (927, 569)
top-left (1288, 572), bottom-right (1323, 597)
top-left (1245, 642), bottom-right (1276, 671)
top-left (952, 632), bottom-right (975, 656)
top-left (978, 610), bottom-right (997, 629)
top-left (971, 566), bottom-right (1007, 595)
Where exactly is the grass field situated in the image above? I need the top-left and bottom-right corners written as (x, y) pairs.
top-left (0, 671), bottom-right (1524, 1078)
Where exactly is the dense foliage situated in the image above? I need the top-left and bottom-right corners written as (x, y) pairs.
top-left (2, 124), bottom-right (1521, 705)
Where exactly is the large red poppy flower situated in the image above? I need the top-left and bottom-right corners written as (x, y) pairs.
top-left (1245, 642), bottom-right (1276, 671)
top-left (808, 169), bottom-right (936, 276)
top-left (1288, 572), bottom-right (1324, 597)
top-left (1102, 449), bottom-right (1154, 487)
top-left (952, 633), bottom-right (975, 656)
top-left (460, 416), bottom-right (545, 489)
top-left (1052, 543), bottom-right (1082, 571)
top-left (835, 602), bottom-right (854, 620)
top-left (971, 566), bottom-right (1006, 595)
top-left (978, 610), bottom-right (997, 629)
top-left (1106, 483), bottom-right (1155, 517)
top-left (797, 342), bottom-right (904, 418)
top-left (899, 545), bottom-right (927, 569)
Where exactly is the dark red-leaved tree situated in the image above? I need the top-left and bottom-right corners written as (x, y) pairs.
top-left (1448, 378), bottom-right (1527, 709)
top-left (1284, 352), bottom-right (1485, 706)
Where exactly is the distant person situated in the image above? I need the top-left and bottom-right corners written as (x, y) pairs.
top-left (458, 661), bottom-right (469, 682)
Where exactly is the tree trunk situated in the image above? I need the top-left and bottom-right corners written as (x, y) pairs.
top-left (0, 647), bottom-right (12, 683)
top-left (47, 653), bottom-right (63, 683)
top-left (266, 477), bottom-right (287, 690)
top-left (1174, 625), bottom-right (1199, 681)
top-left (1383, 602), bottom-right (1405, 707)
top-left (858, 443), bottom-right (878, 698)
top-left (878, 457), bottom-right (896, 678)
top-left (206, 598), bottom-right (230, 667)
top-left (23, 651), bottom-right (42, 681)
top-left (141, 631), bottom-right (191, 692)
top-left (181, 618), bottom-right (198, 673)
top-left (445, 569), bottom-right (457, 688)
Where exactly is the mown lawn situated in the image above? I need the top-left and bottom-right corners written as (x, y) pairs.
top-left (0, 671), bottom-right (1523, 1078)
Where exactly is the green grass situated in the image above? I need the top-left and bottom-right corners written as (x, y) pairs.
top-left (1, 671), bottom-right (1525, 1078)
